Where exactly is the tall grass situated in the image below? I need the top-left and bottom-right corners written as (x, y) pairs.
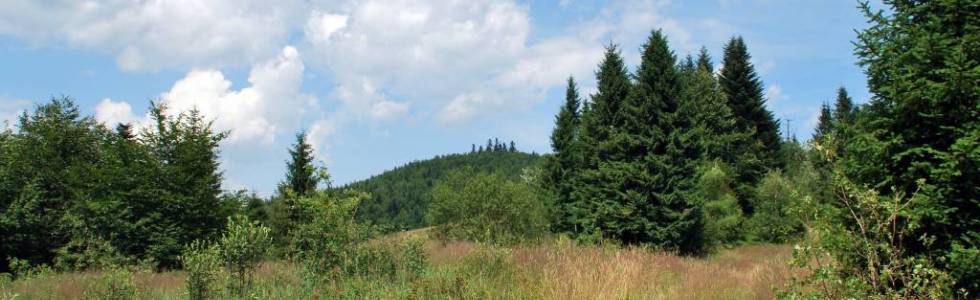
top-left (0, 237), bottom-right (793, 300)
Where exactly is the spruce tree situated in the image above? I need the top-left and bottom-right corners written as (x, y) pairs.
top-left (720, 36), bottom-right (781, 168)
top-left (571, 45), bottom-right (631, 238)
top-left (719, 36), bottom-right (782, 213)
top-left (813, 102), bottom-right (834, 141)
top-left (547, 76), bottom-right (582, 232)
top-left (696, 46), bottom-right (713, 73)
top-left (849, 0), bottom-right (980, 292)
top-left (281, 132), bottom-right (317, 197)
top-left (833, 87), bottom-right (854, 125)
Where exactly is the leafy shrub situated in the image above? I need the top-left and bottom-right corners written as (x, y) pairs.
top-left (426, 167), bottom-right (550, 244)
top-left (692, 161), bottom-right (744, 247)
top-left (786, 172), bottom-right (959, 298)
top-left (290, 190), bottom-right (373, 278)
top-left (181, 240), bottom-right (222, 300)
top-left (53, 235), bottom-right (129, 271)
top-left (747, 170), bottom-right (803, 242)
top-left (217, 215), bottom-right (272, 297)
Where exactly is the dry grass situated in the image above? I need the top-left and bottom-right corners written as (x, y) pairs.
top-left (0, 239), bottom-right (794, 300)
top-left (500, 241), bottom-right (793, 300)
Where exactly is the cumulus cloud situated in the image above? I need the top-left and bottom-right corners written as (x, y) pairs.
top-left (304, 0), bottom-right (532, 123)
top-left (0, 0), bottom-right (304, 71)
top-left (94, 46), bottom-right (311, 144)
top-left (302, 0), bottom-right (691, 125)
top-left (158, 46), bottom-right (309, 144)
top-left (94, 98), bottom-right (138, 127)
top-left (306, 119), bottom-right (336, 164)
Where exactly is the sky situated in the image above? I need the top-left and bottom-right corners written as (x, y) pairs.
top-left (0, 0), bottom-right (878, 196)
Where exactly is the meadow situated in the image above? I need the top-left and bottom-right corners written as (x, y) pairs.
top-left (0, 230), bottom-right (793, 300)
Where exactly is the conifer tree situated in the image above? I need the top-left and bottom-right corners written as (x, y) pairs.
top-left (719, 37), bottom-right (782, 213)
top-left (547, 76), bottom-right (582, 232)
top-left (833, 87), bottom-right (854, 125)
top-left (848, 0), bottom-right (980, 292)
top-left (280, 132), bottom-right (317, 197)
top-left (813, 102), bottom-right (834, 141)
top-left (719, 36), bottom-right (781, 169)
top-left (696, 46), bottom-right (713, 73)
top-left (571, 45), bottom-right (631, 237)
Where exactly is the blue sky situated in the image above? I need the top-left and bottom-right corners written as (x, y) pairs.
top-left (0, 0), bottom-right (876, 195)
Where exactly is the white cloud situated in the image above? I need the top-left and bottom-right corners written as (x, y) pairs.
top-left (371, 101), bottom-right (410, 121)
top-left (304, 0), bottom-right (690, 125)
top-left (306, 119), bottom-right (336, 164)
top-left (0, 97), bottom-right (30, 129)
top-left (765, 84), bottom-right (786, 103)
top-left (0, 0), bottom-right (305, 71)
top-left (157, 46), bottom-right (310, 144)
top-left (94, 98), bottom-right (138, 127)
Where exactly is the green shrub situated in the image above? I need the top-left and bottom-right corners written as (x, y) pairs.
top-left (747, 170), bottom-right (803, 242)
top-left (53, 235), bottom-right (129, 272)
top-left (290, 190), bottom-right (372, 278)
top-left (692, 161), bottom-right (744, 247)
top-left (396, 237), bottom-right (428, 280)
top-left (217, 215), bottom-right (272, 297)
top-left (785, 171), bottom-right (960, 298)
top-left (426, 167), bottom-right (550, 244)
top-left (180, 240), bottom-right (222, 300)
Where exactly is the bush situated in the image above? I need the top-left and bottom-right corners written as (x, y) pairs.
top-left (426, 167), bottom-right (550, 244)
top-left (692, 161), bottom-right (744, 247)
top-left (217, 215), bottom-right (272, 297)
top-left (290, 190), bottom-right (373, 278)
top-left (181, 241), bottom-right (222, 300)
top-left (747, 170), bottom-right (803, 242)
top-left (786, 165), bottom-right (960, 298)
top-left (53, 235), bottom-right (129, 272)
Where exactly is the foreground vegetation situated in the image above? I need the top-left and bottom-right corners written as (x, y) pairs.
top-left (0, 232), bottom-right (794, 300)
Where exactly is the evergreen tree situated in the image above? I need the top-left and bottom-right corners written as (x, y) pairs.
top-left (719, 36), bottom-right (782, 213)
top-left (833, 87), bottom-right (855, 125)
top-left (280, 132), bottom-right (318, 197)
top-left (847, 0), bottom-right (980, 292)
top-left (547, 76), bottom-right (582, 232)
top-left (719, 36), bottom-right (782, 168)
top-left (509, 141), bottom-right (516, 152)
top-left (696, 46), bottom-right (713, 73)
top-left (571, 44), bottom-right (632, 238)
top-left (813, 102), bottom-right (834, 141)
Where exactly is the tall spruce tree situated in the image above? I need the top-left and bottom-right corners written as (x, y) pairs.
top-left (848, 0), bottom-right (980, 292)
top-left (696, 46), bottom-right (713, 73)
top-left (719, 36), bottom-right (782, 213)
top-left (813, 102), bottom-right (834, 141)
top-left (833, 87), bottom-right (855, 125)
top-left (571, 44), bottom-right (631, 237)
top-left (719, 37), bottom-right (781, 167)
top-left (547, 77), bottom-right (582, 232)
top-left (281, 132), bottom-right (317, 197)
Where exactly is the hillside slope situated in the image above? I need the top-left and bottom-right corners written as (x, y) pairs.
top-left (343, 150), bottom-right (543, 230)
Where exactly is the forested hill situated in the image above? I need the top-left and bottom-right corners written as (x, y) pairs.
top-left (343, 148), bottom-right (543, 230)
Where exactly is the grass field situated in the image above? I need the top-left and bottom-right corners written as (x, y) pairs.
top-left (0, 233), bottom-right (794, 299)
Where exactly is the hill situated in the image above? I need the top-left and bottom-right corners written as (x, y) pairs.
top-left (342, 149), bottom-right (543, 230)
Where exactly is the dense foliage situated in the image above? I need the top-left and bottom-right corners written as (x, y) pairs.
top-left (427, 167), bottom-right (550, 244)
top-left (0, 98), bottom-right (232, 271)
top-left (344, 148), bottom-right (542, 230)
top-left (546, 30), bottom-right (784, 255)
